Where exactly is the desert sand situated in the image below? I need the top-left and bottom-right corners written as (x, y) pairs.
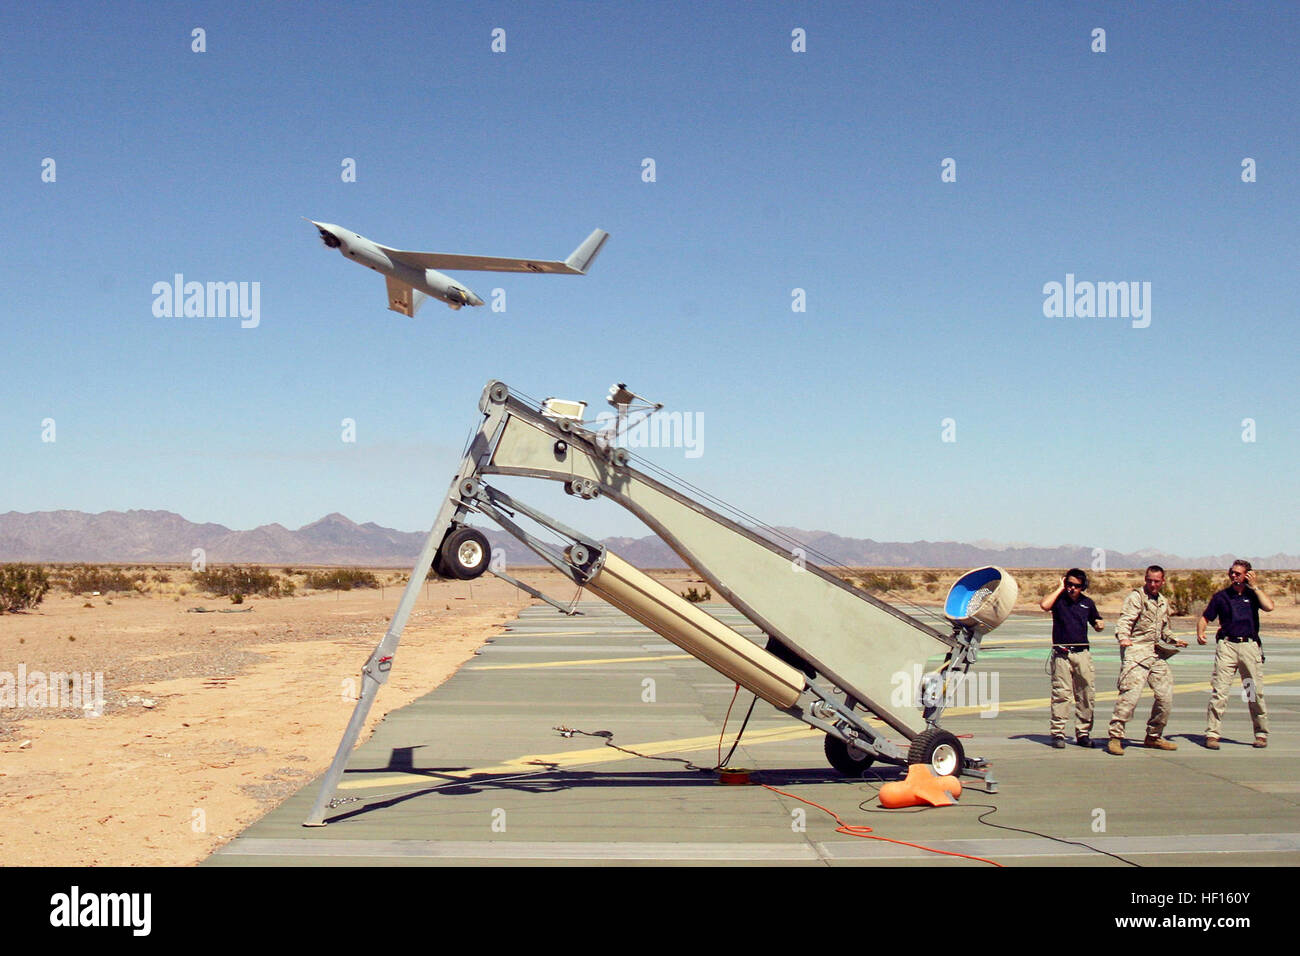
top-left (0, 573), bottom-right (543, 866)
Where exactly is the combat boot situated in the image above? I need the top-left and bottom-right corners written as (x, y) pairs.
top-left (1144, 736), bottom-right (1177, 751)
top-left (1106, 738), bottom-right (1124, 756)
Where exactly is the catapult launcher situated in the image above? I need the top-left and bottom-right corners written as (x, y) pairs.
top-left (304, 380), bottom-right (1018, 825)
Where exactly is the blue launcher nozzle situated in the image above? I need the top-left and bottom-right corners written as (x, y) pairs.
top-left (944, 566), bottom-right (1018, 632)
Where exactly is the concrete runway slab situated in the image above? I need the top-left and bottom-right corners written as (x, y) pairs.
top-left (208, 603), bottom-right (1300, 867)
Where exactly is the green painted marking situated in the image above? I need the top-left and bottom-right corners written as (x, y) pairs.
top-left (977, 648), bottom-right (1122, 663)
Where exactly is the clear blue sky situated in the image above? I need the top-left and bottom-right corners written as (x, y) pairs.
top-left (3, 1), bottom-right (1297, 557)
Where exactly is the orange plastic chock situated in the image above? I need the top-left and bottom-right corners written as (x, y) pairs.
top-left (878, 763), bottom-right (962, 808)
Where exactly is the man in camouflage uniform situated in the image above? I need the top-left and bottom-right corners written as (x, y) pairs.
top-left (1106, 565), bottom-right (1185, 755)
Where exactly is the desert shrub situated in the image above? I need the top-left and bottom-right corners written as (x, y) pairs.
top-left (680, 586), bottom-right (712, 603)
top-left (921, 571), bottom-right (940, 584)
top-left (62, 564), bottom-right (147, 594)
top-left (193, 565), bottom-right (290, 598)
top-left (304, 569), bottom-right (379, 590)
top-left (1, 563), bottom-right (51, 612)
top-left (857, 572), bottom-right (913, 592)
top-left (152, 571), bottom-right (171, 583)
top-left (1081, 573), bottom-right (1118, 595)
top-left (1168, 571), bottom-right (1218, 616)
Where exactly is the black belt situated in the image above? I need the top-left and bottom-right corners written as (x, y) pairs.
top-left (1219, 636), bottom-right (1257, 644)
top-left (1053, 645), bottom-right (1090, 653)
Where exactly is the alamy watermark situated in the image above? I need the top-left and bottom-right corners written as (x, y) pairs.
top-left (594, 410), bottom-right (703, 459)
top-left (50, 886), bottom-right (150, 936)
top-left (1, 666), bottom-right (104, 715)
top-left (891, 665), bottom-right (1000, 718)
top-left (152, 274), bottom-right (261, 328)
top-left (1042, 274), bottom-right (1151, 328)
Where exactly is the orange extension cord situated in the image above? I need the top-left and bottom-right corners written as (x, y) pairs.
top-left (759, 783), bottom-right (1003, 867)
top-left (715, 683), bottom-right (1003, 868)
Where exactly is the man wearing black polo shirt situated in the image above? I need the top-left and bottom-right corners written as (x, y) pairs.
top-left (1040, 569), bottom-right (1104, 748)
top-left (1198, 560), bottom-right (1274, 749)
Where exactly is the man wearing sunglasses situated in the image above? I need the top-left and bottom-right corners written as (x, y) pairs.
top-left (1041, 569), bottom-right (1104, 748)
top-left (1107, 565), bottom-right (1183, 755)
top-left (1198, 560), bottom-right (1273, 749)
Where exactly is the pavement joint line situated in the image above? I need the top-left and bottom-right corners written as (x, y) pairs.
top-left (469, 647), bottom-right (1277, 668)
top-left (475, 653), bottom-right (695, 671)
top-left (816, 831), bottom-right (1300, 860)
top-left (1115, 746), bottom-right (1300, 805)
top-left (501, 630), bottom-right (657, 637)
top-left (758, 778), bottom-right (837, 866)
top-left (215, 838), bottom-right (824, 860)
top-left (214, 832), bottom-right (1300, 861)
top-left (339, 671), bottom-right (1300, 789)
top-left (940, 669), bottom-right (1300, 717)
top-left (983, 633), bottom-right (1241, 647)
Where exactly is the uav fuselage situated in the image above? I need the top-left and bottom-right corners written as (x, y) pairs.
top-left (314, 222), bottom-right (483, 309)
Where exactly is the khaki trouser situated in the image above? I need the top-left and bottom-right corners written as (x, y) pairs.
top-left (1206, 639), bottom-right (1268, 739)
top-left (1109, 647), bottom-right (1173, 740)
top-left (1050, 648), bottom-right (1095, 738)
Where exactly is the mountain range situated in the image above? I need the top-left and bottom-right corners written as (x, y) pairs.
top-left (1, 510), bottom-right (1295, 570)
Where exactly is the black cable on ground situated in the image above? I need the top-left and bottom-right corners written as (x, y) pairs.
top-left (556, 727), bottom-right (716, 773)
top-left (962, 803), bottom-right (1141, 867)
top-left (557, 725), bottom-right (1130, 867)
top-left (717, 695), bottom-right (758, 769)
top-left (848, 775), bottom-right (1141, 867)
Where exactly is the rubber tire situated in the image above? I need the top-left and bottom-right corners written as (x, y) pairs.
top-left (439, 527), bottom-right (491, 580)
top-left (431, 550), bottom-right (451, 580)
top-left (824, 734), bottom-right (875, 777)
top-left (907, 729), bottom-right (965, 778)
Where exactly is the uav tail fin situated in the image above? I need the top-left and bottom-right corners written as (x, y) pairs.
top-left (564, 229), bottom-right (610, 274)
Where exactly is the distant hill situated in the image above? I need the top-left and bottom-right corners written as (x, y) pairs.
top-left (0, 510), bottom-right (426, 566)
top-left (0, 509), bottom-right (1294, 570)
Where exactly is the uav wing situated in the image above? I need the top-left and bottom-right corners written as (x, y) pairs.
top-left (378, 228), bottom-right (609, 275)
